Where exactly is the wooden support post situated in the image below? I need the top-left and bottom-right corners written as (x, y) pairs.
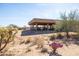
top-left (36, 24), bottom-right (38, 31)
top-left (47, 24), bottom-right (49, 31)
top-left (31, 25), bottom-right (34, 30)
top-left (50, 25), bottom-right (52, 30)
top-left (43, 25), bottom-right (45, 31)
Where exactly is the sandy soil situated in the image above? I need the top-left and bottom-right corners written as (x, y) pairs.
top-left (2, 30), bottom-right (79, 56)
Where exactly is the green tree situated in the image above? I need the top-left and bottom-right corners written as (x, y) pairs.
top-left (67, 10), bottom-right (79, 32)
top-left (54, 21), bottom-right (62, 32)
top-left (58, 10), bottom-right (79, 38)
top-left (7, 24), bottom-right (19, 29)
top-left (60, 12), bottom-right (70, 38)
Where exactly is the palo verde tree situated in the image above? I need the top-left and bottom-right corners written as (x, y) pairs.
top-left (67, 10), bottom-right (79, 32)
top-left (60, 12), bottom-right (69, 38)
top-left (60, 10), bottom-right (79, 38)
top-left (54, 20), bottom-right (62, 32)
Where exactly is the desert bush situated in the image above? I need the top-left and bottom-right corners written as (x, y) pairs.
top-left (56, 33), bottom-right (64, 39)
top-left (28, 36), bottom-right (45, 48)
top-left (19, 37), bottom-right (31, 45)
top-left (49, 35), bottom-right (56, 41)
top-left (36, 37), bottom-right (44, 49)
top-left (25, 37), bottom-right (31, 44)
top-left (19, 40), bottom-right (25, 45)
top-left (31, 36), bottom-right (44, 49)
top-left (43, 36), bottom-right (50, 44)
top-left (40, 48), bottom-right (48, 53)
top-left (25, 47), bottom-right (31, 53)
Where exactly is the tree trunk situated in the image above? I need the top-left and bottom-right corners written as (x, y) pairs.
top-left (53, 48), bottom-right (56, 54)
top-left (0, 34), bottom-right (3, 50)
top-left (66, 31), bottom-right (69, 39)
top-left (0, 35), bottom-right (11, 51)
top-left (0, 38), bottom-right (2, 50)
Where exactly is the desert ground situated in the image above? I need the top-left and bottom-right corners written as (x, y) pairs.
top-left (1, 30), bottom-right (79, 56)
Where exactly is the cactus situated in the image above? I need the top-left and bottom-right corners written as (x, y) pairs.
top-left (0, 27), bottom-right (18, 52)
top-left (7, 26), bottom-right (18, 42)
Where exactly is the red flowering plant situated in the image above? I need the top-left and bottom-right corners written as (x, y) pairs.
top-left (49, 42), bottom-right (63, 54)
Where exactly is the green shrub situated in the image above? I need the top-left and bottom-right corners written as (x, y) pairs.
top-left (49, 35), bottom-right (56, 41)
top-left (56, 33), bottom-right (64, 39)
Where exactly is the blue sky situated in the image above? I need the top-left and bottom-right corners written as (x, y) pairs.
top-left (0, 3), bottom-right (79, 27)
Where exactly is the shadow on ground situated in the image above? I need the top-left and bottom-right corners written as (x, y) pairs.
top-left (21, 30), bottom-right (54, 36)
top-left (48, 52), bottom-right (62, 56)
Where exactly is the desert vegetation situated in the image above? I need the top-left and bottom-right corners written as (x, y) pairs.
top-left (1, 10), bottom-right (79, 56)
top-left (0, 25), bottom-right (18, 55)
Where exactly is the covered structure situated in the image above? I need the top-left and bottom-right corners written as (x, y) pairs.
top-left (28, 18), bottom-right (60, 31)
